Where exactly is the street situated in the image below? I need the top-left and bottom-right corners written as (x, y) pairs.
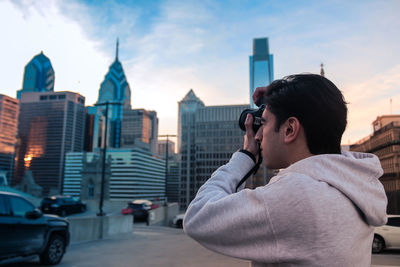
top-left (5, 224), bottom-right (400, 267)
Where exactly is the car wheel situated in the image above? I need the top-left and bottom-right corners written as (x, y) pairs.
top-left (372, 235), bottom-right (385, 253)
top-left (80, 206), bottom-right (86, 212)
top-left (40, 234), bottom-right (66, 265)
top-left (177, 219), bottom-right (183, 228)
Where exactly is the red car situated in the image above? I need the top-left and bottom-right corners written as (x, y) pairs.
top-left (121, 200), bottom-right (159, 221)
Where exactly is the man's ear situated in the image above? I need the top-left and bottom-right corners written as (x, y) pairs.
top-left (283, 117), bottom-right (301, 144)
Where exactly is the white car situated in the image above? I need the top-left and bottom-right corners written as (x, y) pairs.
top-left (173, 214), bottom-right (185, 228)
top-left (373, 215), bottom-right (400, 253)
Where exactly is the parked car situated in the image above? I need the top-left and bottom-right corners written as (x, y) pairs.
top-left (0, 191), bottom-right (70, 265)
top-left (373, 215), bottom-right (400, 253)
top-left (41, 195), bottom-right (86, 217)
top-left (121, 199), bottom-right (153, 222)
top-left (172, 213), bottom-right (185, 228)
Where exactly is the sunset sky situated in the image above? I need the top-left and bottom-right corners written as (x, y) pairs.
top-left (1, 0), bottom-right (399, 145)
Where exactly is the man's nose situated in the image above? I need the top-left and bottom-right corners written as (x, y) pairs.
top-left (255, 127), bottom-right (262, 142)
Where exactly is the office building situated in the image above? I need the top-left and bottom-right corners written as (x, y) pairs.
top-left (157, 139), bottom-right (175, 156)
top-left (84, 107), bottom-right (105, 152)
top-left (350, 115), bottom-right (400, 214)
top-left (158, 139), bottom-right (179, 203)
top-left (249, 38), bottom-right (274, 108)
top-left (178, 89), bottom-right (248, 209)
top-left (166, 157), bottom-right (180, 203)
top-left (15, 91), bottom-right (86, 195)
top-left (121, 109), bottom-right (158, 154)
top-left (93, 40), bottom-right (132, 148)
top-left (17, 51), bottom-right (55, 99)
top-left (63, 148), bottom-right (166, 201)
top-left (0, 94), bottom-right (19, 184)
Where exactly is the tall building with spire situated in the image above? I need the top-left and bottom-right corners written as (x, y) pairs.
top-left (17, 51), bottom-right (55, 99)
top-left (249, 38), bottom-right (274, 108)
top-left (95, 39), bottom-right (132, 148)
top-left (320, 63), bottom-right (325, 77)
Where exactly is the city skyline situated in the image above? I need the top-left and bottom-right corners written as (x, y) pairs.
top-left (1, 0), bottom-right (399, 145)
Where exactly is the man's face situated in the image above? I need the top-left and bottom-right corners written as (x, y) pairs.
top-left (255, 107), bottom-right (288, 169)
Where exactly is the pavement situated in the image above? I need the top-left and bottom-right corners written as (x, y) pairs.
top-left (4, 224), bottom-right (400, 267)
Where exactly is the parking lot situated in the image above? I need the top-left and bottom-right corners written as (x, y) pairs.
top-left (4, 224), bottom-right (400, 267)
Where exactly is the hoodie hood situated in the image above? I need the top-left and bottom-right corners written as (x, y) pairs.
top-left (279, 151), bottom-right (387, 226)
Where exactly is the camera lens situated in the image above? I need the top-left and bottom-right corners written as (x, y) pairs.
top-left (238, 105), bottom-right (265, 133)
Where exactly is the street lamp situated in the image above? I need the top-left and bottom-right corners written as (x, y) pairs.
top-left (94, 101), bottom-right (122, 216)
top-left (159, 134), bottom-right (176, 204)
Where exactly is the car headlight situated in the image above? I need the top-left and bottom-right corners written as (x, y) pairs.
top-left (51, 204), bottom-right (60, 208)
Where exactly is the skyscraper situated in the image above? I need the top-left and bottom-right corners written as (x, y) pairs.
top-left (15, 91), bottom-right (86, 195)
top-left (157, 139), bottom-right (175, 156)
top-left (157, 139), bottom-right (180, 203)
top-left (249, 38), bottom-right (274, 108)
top-left (95, 40), bottom-right (132, 148)
top-left (178, 89), bottom-right (204, 209)
top-left (178, 89), bottom-right (248, 209)
top-left (85, 106), bottom-right (105, 152)
top-left (0, 94), bottom-right (19, 184)
top-left (121, 109), bottom-right (158, 154)
top-left (17, 51), bottom-right (55, 99)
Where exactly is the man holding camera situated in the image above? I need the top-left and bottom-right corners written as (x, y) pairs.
top-left (184, 74), bottom-right (387, 266)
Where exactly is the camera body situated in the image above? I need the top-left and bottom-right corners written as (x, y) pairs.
top-left (238, 104), bottom-right (266, 133)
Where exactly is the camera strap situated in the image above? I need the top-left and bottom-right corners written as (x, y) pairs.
top-left (235, 149), bottom-right (262, 192)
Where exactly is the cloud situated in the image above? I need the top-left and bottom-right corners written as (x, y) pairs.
top-left (342, 64), bottom-right (400, 144)
top-left (2, 0), bottom-right (400, 143)
top-left (0, 0), bottom-right (109, 105)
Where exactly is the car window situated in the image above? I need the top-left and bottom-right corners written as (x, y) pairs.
top-left (387, 217), bottom-right (400, 227)
top-left (130, 204), bottom-right (145, 210)
top-left (65, 198), bottom-right (76, 204)
top-left (0, 195), bottom-right (9, 216)
top-left (10, 196), bottom-right (35, 217)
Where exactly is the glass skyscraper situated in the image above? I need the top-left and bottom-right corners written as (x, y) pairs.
top-left (178, 89), bottom-right (248, 209)
top-left (15, 92), bottom-right (86, 196)
top-left (94, 40), bottom-right (132, 148)
top-left (249, 38), bottom-right (274, 108)
top-left (121, 109), bottom-right (158, 154)
top-left (17, 51), bottom-right (55, 99)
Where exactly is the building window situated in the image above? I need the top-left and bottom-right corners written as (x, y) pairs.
top-left (40, 95), bottom-right (48, 100)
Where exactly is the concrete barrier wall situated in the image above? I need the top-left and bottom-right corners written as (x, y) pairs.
top-left (69, 214), bottom-right (133, 244)
top-left (164, 203), bottom-right (179, 226)
top-left (69, 216), bottom-right (102, 243)
top-left (68, 202), bottom-right (178, 244)
top-left (148, 203), bottom-right (179, 226)
top-left (105, 214), bottom-right (133, 236)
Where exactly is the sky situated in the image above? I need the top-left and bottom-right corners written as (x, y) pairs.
top-left (0, 0), bottom-right (399, 146)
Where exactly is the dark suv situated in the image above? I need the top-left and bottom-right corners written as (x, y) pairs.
top-left (0, 191), bottom-right (69, 265)
top-left (41, 195), bottom-right (86, 217)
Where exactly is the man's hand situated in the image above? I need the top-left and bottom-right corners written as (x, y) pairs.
top-left (243, 114), bottom-right (260, 160)
top-left (253, 86), bottom-right (267, 107)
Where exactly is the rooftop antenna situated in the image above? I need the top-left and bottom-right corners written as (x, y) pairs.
top-left (390, 98), bottom-right (393, 114)
top-left (116, 38), bottom-right (119, 61)
top-left (320, 63), bottom-right (325, 77)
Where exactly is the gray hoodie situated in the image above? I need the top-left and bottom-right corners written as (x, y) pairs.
top-left (184, 151), bottom-right (387, 267)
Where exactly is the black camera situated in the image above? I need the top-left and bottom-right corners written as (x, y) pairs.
top-left (238, 104), bottom-right (266, 133)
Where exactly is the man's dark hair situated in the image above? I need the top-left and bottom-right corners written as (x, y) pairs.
top-left (262, 73), bottom-right (347, 155)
